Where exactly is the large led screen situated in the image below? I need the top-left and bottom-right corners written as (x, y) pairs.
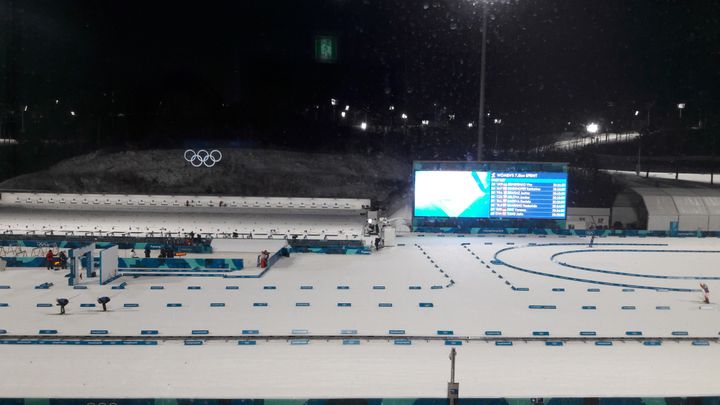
top-left (414, 170), bottom-right (567, 219)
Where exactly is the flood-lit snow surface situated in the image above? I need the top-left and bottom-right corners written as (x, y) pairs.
top-left (2, 234), bottom-right (720, 398)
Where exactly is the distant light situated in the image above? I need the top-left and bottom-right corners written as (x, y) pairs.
top-left (360, 122), bottom-right (367, 130)
top-left (23, 105), bottom-right (28, 112)
top-left (55, 99), bottom-right (59, 104)
top-left (389, 105), bottom-right (395, 111)
top-left (401, 113), bottom-right (408, 120)
top-left (345, 105), bottom-right (350, 111)
top-left (677, 103), bottom-right (686, 110)
top-left (586, 123), bottom-right (599, 134)
top-left (634, 110), bottom-right (640, 116)
top-left (449, 114), bottom-right (455, 120)
top-left (331, 98), bottom-right (337, 106)
top-left (70, 111), bottom-right (76, 116)
top-left (340, 111), bottom-right (346, 118)
top-left (467, 122), bottom-right (474, 128)
top-left (493, 118), bottom-right (502, 124)
top-left (421, 120), bottom-right (429, 125)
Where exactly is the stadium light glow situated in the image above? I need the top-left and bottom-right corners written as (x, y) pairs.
top-left (401, 113), bottom-right (408, 120)
top-left (340, 111), bottom-right (346, 118)
top-left (634, 110), bottom-right (640, 116)
top-left (360, 122), bottom-right (367, 130)
top-left (586, 122), bottom-right (599, 134)
top-left (345, 105), bottom-right (350, 111)
top-left (331, 98), bottom-right (337, 106)
top-left (389, 105), bottom-right (395, 111)
top-left (421, 120), bottom-right (429, 125)
top-left (70, 111), bottom-right (76, 116)
top-left (467, 122), bottom-right (474, 128)
top-left (677, 103), bottom-right (686, 110)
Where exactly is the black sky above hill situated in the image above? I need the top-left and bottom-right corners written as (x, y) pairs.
top-left (3, 0), bottom-right (719, 146)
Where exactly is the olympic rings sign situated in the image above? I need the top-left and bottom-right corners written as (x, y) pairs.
top-left (184, 149), bottom-right (222, 168)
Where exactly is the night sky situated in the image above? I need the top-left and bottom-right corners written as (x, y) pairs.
top-left (3, 0), bottom-right (719, 149)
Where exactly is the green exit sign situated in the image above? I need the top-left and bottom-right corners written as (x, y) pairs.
top-left (315, 35), bottom-right (338, 63)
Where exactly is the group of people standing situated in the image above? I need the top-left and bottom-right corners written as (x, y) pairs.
top-left (45, 249), bottom-right (67, 270)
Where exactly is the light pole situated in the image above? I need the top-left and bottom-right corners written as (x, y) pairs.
top-left (476, 3), bottom-right (488, 161)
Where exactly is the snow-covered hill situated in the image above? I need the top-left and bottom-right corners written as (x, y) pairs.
top-left (0, 149), bottom-right (412, 206)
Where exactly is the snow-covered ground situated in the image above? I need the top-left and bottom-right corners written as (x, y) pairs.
top-left (1, 234), bottom-right (720, 398)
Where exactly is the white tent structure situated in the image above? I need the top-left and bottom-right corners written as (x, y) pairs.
top-left (612, 186), bottom-right (720, 231)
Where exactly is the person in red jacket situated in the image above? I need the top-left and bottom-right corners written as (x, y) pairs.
top-left (45, 250), bottom-right (55, 270)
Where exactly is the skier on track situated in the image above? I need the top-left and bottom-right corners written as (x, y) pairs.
top-left (700, 283), bottom-right (710, 304)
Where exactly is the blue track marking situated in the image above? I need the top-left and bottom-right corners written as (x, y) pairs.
top-left (493, 243), bottom-right (702, 292)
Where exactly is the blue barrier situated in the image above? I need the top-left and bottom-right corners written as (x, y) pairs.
top-left (419, 303), bottom-right (434, 308)
top-left (587, 288), bottom-right (600, 292)
top-left (242, 330), bottom-right (259, 335)
top-left (621, 306), bottom-right (636, 310)
top-left (394, 339), bottom-right (411, 345)
top-left (80, 304), bottom-right (96, 308)
top-left (580, 331), bottom-right (597, 336)
top-left (141, 330), bottom-right (158, 335)
top-left (437, 330), bottom-right (454, 336)
top-left (296, 302), bottom-right (310, 307)
top-left (495, 341), bottom-right (513, 346)
top-left (184, 340), bottom-right (204, 346)
top-left (643, 340), bottom-right (662, 346)
top-left (373, 285), bottom-right (386, 290)
top-left (656, 306), bottom-right (671, 310)
top-left (124, 303), bottom-right (139, 308)
top-left (36, 303), bottom-right (53, 308)
top-left (188, 286), bottom-right (201, 290)
top-left (0, 339), bottom-right (158, 346)
top-left (485, 331), bottom-right (502, 336)
top-left (529, 305), bottom-right (556, 309)
top-left (238, 340), bottom-right (256, 345)
top-left (119, 257), bottom-right (243, 271)
top-left (150, 286), bottom-right (164, 290)
top-left (192, 330), bottom-right (209, 335)
top-left (300, 285), bottom-right (314, 290)
top-left (546, 341), bottom-right (564, 346)
top-left (225, 286), bottom-right (239, 290)
top-left (253, 302), bottom-right (268, 307)
top-left (379, 303), bottom-right (393, 307)
top-left (166, 303), bottom-right (182, 307)
top-left (389, 329), bottom-right (405, 335)
top-left (445, 340), bottom-right (462, 346)
top-left (409, 286), bottom-right (421, 290)
top-left (337, 303), bottom-right (351, 307)
top-left (595, 341), bottom-right (613, 346)
top-left (626, 331), bottom-right (643, 336)
top-left (341, 329), bottom-right (358, 335)
top-left (337, 285), bottom-right (350, 290)
top-left (693, 340), bottom-right (710, 346)
top-left (0, 303), bottom-right (8, 307)
top-left (291, 329), bottom-right (309, 335)
top-left (533, 331), bottom-right (550, 336)
top-left (290, 339), bottom-right (309, 345)
top-left (582, 305), bottom-right (596, 310)
top-left (343, 339), bottom-right (360, 345)
top-left (39, 330), bottom-right (58, 334)
top-left (672, 331), bottom-right (689, 336)
top-left (90, 330), bottom-right (108, 335)
top-left (210, 303), bottom-right (225, 307)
